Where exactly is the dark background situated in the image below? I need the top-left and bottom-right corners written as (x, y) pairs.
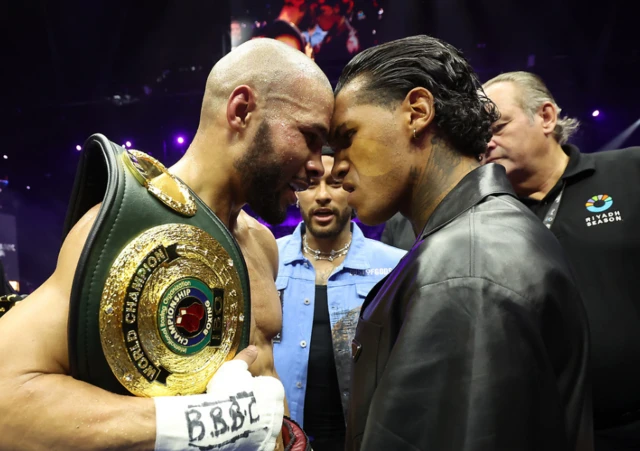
top-left (1, 0), bottom-right (638, 291)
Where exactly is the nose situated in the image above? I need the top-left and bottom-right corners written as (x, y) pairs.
top-left (305, 151), bottom-right (325, 179)
top-left (331, 152), bottom-right (350, 182)
top-left (485, 137), bottom-right (497, 157)
top-left (487, 136), bottom-right (497, 151)
top-left (316, 181), bottom-right (331, 205)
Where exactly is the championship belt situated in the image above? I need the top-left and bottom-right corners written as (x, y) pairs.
top-left (0, 294), bottom-right (27, 318)
top-left (64, 134), bottom-right (250, 397)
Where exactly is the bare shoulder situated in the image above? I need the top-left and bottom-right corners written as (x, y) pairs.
top-left (0, 205), bottom-right (101, 378)
top-left (237, 211), bottom-right (279, 279)
top-left (55, 205), bottom-right (102, 282)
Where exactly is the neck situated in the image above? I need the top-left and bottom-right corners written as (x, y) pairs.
top-left (516, 143), bottom-right (569, 200)
top-left (168, 137), bottom-right (246, 230)
top-left (406, 136), bottom-right (480, 236)
top-left (303, 222), bottom-right (352, 256)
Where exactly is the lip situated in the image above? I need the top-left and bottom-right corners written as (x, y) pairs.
top-left (484, 156), bottom-right (502, 164)
top-left (285, 186), bottom-right (297, 205)
top-left (313, 207), bottom-right (334, 215)
top-left (312, 209), bottom-right (335, 225)
top-left (314, 215), bottom-right (335, 225)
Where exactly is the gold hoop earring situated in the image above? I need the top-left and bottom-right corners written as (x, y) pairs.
top-left (413, 128), bottom-right (417, 140)
top-left (295, 199), bottom-right (300, 208)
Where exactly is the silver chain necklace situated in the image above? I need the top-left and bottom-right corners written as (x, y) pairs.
top-left (303, 234), bottom-right (351, 261)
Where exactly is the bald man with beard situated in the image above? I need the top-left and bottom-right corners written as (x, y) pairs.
top-left (0, 39), bottom-right (333, 451)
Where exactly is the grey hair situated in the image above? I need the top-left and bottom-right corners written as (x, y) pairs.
top-left (484, 71), bottom-right (580, 145)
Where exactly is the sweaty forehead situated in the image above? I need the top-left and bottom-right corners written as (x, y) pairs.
top-left (332, 83), bottom-right (362, 127)
top-left (276, 78), bottom-right (334, 127)
top-left (333, 77), bottom-right (370, 117)
top-left (331, 80), bottom-right (388, 139)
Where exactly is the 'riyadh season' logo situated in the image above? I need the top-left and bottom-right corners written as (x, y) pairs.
top-left (585, 194), bottom-right (613, 213)
top-left (585, 194), bottom-right (622, 227)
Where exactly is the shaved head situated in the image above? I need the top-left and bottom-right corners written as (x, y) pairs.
top-left (199, 38), bottom-right (331, 128)
top-left (183, 38), bottom-right (334, 226)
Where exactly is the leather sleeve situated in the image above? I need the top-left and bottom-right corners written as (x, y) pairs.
top-left (360, 278), bottom-right (569, 450)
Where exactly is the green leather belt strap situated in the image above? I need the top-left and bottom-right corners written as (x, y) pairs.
top-left (64, 133), bottom-right (251, 395)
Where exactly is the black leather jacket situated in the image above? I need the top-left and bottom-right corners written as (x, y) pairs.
top-left (347, 165), bottom-right (592, 451)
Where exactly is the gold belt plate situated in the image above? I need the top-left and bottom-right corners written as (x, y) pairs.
top-left (99, 224), bottom-right (245, 397)
top-left (122, 149), bottom-right (197, 217)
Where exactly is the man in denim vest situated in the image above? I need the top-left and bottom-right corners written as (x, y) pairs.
top-left (273, 147), bottom-right (405, 451)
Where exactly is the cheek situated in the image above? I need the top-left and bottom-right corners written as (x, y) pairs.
top-left (331, 188), bottom-right (350, 207)
top-left (274, 128), bottom-right (307, 165)
top-left (297, 192), bottom-right (314, 208)
top-left (351, 136), bottom-right (401, 178)
top-left (495, 134), bottom-right (518, 157)
top-left (505, 134), bottom-right (534, 162)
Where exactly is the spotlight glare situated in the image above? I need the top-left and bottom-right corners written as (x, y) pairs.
top-left (592, 110), bottom-right (600, 117)
top-left (125, 141), bottom-right (132, 148)
top-left (2, 155), bottom-right (7, 159)
top-left (26, 186), bottom-right (31, 190)
top-left (176, 136), bottom-right (185, 145)
top-left (75, 145), bottom-right (82, 151)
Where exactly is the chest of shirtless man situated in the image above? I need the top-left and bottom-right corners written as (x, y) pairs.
top-left (235, 212), bottom-right (289, 451)
top-left (0, 205), bottom-right (288, 450)
top-left (234, 212), bottom-right (283, 379)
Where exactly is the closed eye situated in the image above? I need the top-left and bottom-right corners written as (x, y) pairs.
top-left (491, 123), bottom-right (506, 134)
top-left (334, 129), bottom-right (356, 150)
top-left (304, 132), bottom-right (317, 147)
top-left (304, 132), bottom-right (324, 152)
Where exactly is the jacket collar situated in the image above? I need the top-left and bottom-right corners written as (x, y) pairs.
top-left (419, 164), bottom-right (515, 240)
top-left (280, 221), bottom-right (371, 270)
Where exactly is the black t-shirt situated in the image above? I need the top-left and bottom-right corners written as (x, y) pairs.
top-left (521, 177), bottom-right (564, 223)
top-left (522, 145), bottom-right (640, 441)
top-left (303, 285), bottom-right (346, 450)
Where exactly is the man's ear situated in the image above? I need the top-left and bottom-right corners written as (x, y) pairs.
top-left (227, 85), bottom-right (257, 132)
top-left (405, 87), bottom-right (435, 139)
top-left (539, 101), bottom-right (558, 137)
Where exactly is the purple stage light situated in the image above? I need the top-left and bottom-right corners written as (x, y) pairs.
top-left (75, 145), bottom-right (82, 151)
top-left (125, 141), bottom-right (132, 148)
top-left (176, 136), bottom-right (185, 145)
top-left (592, 110), bottom-right (600, 117)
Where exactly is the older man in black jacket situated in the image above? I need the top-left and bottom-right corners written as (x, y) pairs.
top-left (330, 35), bottom-right (592, 451)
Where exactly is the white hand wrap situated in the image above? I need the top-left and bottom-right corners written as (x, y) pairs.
top-left (154, 360), bottom-right (285, 451)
